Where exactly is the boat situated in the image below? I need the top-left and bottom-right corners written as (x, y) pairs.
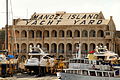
top-left (0, 50), bottom-right (18, 77)
top-left (57, 43), bottom-right (120, 80)
top-left (24, 46), bottom-right (55, 75)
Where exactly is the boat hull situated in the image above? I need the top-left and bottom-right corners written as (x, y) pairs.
top-left (59, 73), bottom-right (120, 80)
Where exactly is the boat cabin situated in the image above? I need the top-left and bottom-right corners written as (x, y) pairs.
top-left (64, 69), bottom-right (119, 77)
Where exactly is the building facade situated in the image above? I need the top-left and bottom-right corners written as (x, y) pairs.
top-left (8, 11), bottom-right (119, 59)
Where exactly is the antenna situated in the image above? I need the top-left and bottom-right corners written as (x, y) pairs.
top-left (5, 0), bottom-right (8, 55)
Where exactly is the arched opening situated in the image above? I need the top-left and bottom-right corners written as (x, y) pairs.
top-left (44, 43), bottom-right (49, 53)
top-left (15, 30), bottom-right (19, 38)
top-left (14, 43), bottom-right (19, 53)
top-left (106, 43), bottom-right (109, 50)
top-left (74, 43), bottom-right (79, 53)
top-left (66, 30), bottom-right (72, 37)
top-left (89, 30), bottom-right (96, 37)
top-left (82, 43), bottom-right (88, 54)
top-left (51, 43), bottom-right (57, 53)
top-left (29, 30), bottom-right (34, 38)
top-left (89, 43), bottom-right (96, 51)
top-left (59, 30), bottom-right (64, 37)
top-left (36, 30), bottom-right (42, 38)
top-left (66, 43), bottom-right (72, 53)
top-left (97, 30), bottom-right (104, 37)
top-left (58, 43), bottom-right (64, 53)
top-left (51, 30), bottom-right (57, 37)
top-left (36, 43), bottom-right (42, 48)
top-left (44, 30), bottom-right (49, 38)
top-left (74, 30), bottom-right (80, 37)
top-left (21, 43), bottom-right (27, 53)
top-left (82, 30), bottom-right (88, 37)
top-left (21, 30), bottom-right (27, 38)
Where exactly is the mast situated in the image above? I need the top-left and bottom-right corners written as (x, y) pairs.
top-left (5, 0), bottom-right (8, 54)
top-left (78, 42), bottom-right (81, 58)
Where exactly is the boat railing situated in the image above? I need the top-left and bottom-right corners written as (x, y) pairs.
top-left (64, 69), bottom-right (117, 77)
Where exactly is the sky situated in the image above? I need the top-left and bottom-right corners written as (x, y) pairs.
top-left (0, 0), bottom-right (120, 30)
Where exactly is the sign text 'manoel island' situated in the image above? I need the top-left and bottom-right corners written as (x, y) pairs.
top-left (24, 13), bottom-right (104, 25)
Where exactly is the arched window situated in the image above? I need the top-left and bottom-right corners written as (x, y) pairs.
top-left (82, 30), bottom-right (88, 37)
top-left (44, 30), bottom-right (49, 37)
top-left (58, 43), bottom-right (64, 53)
top-left (14, 43), bottom-right (19, 53)
top-left (29, 30), bottom-right (34, 38)
top-left (66, 43), bottom-right (72, 53)
top-left (74, 43), bottom-right (79, 53)
top-left (51, 43), bottom-right (57, 53)
top-left (15, 30), bottom-right (19, 38)
top-left (82, 43), bottom-right (88, 53)
top-left (36, 30), bottom-right (42, 38)
top-left (59, 30), bottom-right (64, 37)
top-left (21, 43), bottom-right (27, 53)
top-left (51, 30), bottom-right (57, 37)
top-left (44, 43), bottom-right (49, 53)
top-left (97, 30), bottom-right (104, 37)
top-left (89, 43), bottom-right (96, 51)
top-left (66, 30), bottom-right (72, 37)
top-left (74, 30), bottom-right (80, 37)
top-left (21, 30), bottom-right (27, 38)
top-left (106, 43), bottom-right (109, 50)
top-left (89, 30), bottom-right (96, 37)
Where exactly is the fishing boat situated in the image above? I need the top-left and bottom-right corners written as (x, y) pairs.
top-left (24, 46), bottom-right (55, 75)
top-left (57, 43), bottom-right (120, 80)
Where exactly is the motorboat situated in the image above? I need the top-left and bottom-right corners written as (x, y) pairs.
top-left (57, 43), bottom-right (120, 80)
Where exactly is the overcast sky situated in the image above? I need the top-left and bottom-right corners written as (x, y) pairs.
top-left (0, 0), bottom-right (120, 30)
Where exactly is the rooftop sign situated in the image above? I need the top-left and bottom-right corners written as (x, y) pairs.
top-left (16, 13), bottom-right (109, 25)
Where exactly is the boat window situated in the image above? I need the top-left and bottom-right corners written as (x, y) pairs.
top-left (43, 56), bottom-right (50, 59)
top-left (72, 60), bottom-right (75, 63)
top-left (90, 71), bottom-right (96, 76)
top-left (85, 60), bottom-right (89, 64)
top-left (69, 70), bottom-right (73, 74)
top-left (66, 70), bottom-right (70, 73)
top-left (78, 70), bottom-right (82, 74)
top-left (98, 49), bottom-right (106, 52)
top-left (97, 72), bottom-right (102, 77)
top-left (103, 72), bottom-right (109, 77)
top-left (91, 61), bottom-right (93, 64)
top-left (109, 72), bottom-right (114, 77)
top-left (75, 60), bottom-right (77, 63)
top-left (70, 60), bottom-right (75, 63)
top-left (109, 56), bottom-right (117, 59)
top-left (83, 70), bottom-right (88, 75)
top-left (96, 61), bottom-right (99, 65)
top-left (78, 59), bottom-right (80, 63)
top-left (32, 55), bottom-right (40, 59)
top-left (74, 70), bottom-right (77, 74)
top-left (31, 48), bottom-right (41, 53)
top-left (81, 60), bottom-right (84, 63)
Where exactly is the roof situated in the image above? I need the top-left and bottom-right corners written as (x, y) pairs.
top-left (14, 12), bottom-right (110, 26)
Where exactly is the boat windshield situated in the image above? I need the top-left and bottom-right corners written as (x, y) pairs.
top-left (98, 49), bottom-right (107, 53)
top-left (30, 48), bottom-right (41, 53)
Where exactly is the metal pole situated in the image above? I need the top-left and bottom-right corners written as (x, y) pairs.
top-left (78, 42), bottom-right (81, 58)
top-left (5, 0), bottom-right (8, 55)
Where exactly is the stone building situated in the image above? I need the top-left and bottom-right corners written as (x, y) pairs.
top-left (8, 11), bottom-right (119, 58)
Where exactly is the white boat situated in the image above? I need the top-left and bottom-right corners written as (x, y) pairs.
top-left (57, 43), bottom-right (120, 80)
top-left (24, 46), bottom-right (55, 75)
